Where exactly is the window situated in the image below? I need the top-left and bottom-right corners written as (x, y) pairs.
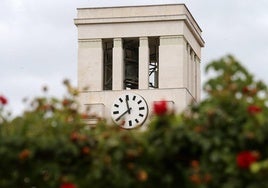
top-left (149, 37), bottom-right (159, 89)
top-left (103, 39), bottom-right (113, 90)
top-left (123, 38), bottom-right (139, 89)
top-left (103, 37), bottom-right (159, 90)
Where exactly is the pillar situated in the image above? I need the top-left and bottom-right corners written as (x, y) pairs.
top-left (139, 37), bottom-right (149, 89)
top-left (186, 44), bottom-right (191, 90)
top-left (188, 50), bottom-right (193, 97)
top-left (78, 39), bottom-right (103, 91)
top-left (196, 58), bottom-right (201, 101)
top-left (112, 38), bottom-right (124, 90)
top-left (158, 36), bottom-right (185, 89)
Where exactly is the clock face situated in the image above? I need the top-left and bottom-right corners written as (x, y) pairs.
top-left (111, 93), bottom-right (148, 129)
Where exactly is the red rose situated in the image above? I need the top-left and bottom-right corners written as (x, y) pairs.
top-left (60, 183), bottom-right (77, 188)
top-left (153, 100), bottom-right (168, 116)
top-left (247, 105), bottom-right (262, 114)
top-left (81, 146), bottom-right (91, 155)
top-left (189, 174), bottom-right (201, 184)
top-left (0, 95), bottom-right (8, 105)
top-left (242, 86), bottom-right (250, 94)
top-left (81, 113), bottom-right (89, 119)
top-left (136, 169), bottom-right (148, 182)
top-left (70, 132), bottom-right (79, 142)
top-left (236, 151), bottom-right (257, 169)
top-left (18, 149), bottom-right (31, 161)
top-left (62, 99), bottom-right (70, 106)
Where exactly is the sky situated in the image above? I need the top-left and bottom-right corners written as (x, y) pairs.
top-left (1, 0), bottom-right (268, 115)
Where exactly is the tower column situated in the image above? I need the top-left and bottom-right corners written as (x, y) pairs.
top-left (190, 51), bottom-right (195, 98)
top-left (196, 57), bottom-right (201, 101)
top-left (78, 39), bottom-right (103, 91)
top-left (139, 37), bottom-right (149, 89)
top-left (113, 38), bottom-right (124, 90)
top-left (159, 36), bottom-right (186, 89)
top-left (186, 44), bottom-right (191, 90)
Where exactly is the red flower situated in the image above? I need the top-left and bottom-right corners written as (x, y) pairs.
top-left (18, 149), bottom-right (31, 161)
top-left (242, 86), bottom-right (250, 94)
top-left (247, 105), bottom-right (262, 114)
top-left (0, 95), bottom-right (8, 105)
top-left (189, 174), bottom-right (202, 184)
top-left (81, 113), bottom-right (89, 119)
top-left (70, 132), bottom-right (79, 142)
top-left (60, 183), bottom-right (77, 188)
top-left (62, 99), bottom-right (70, 106)
top-left (236, 151), bottom-right (257, 169)
top-left (153, 100), bottom-right (168, 116)
top-left (81, 146), bottom-right (91, 155)
top-left (136, 169), bottom-right (148, 182)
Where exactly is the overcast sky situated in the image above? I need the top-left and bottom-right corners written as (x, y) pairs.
top-left (1, 0), bottom-right (268, 115)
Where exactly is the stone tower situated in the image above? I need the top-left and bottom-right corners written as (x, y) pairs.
top-left (74, 4), bottom-right (204, 127)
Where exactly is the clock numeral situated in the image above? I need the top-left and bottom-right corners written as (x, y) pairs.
top-left (114, 104), bottom-right (119, 108)
top-left (135, 119), bottom-right (139, 123)
top-left (119, 98), bottom-right (123, 103)
top-left (139, 113), bottom-right (144, 117)
top-left (137, 100), bottom-right (142, 104)
top-left (113, 111), bottom-right (119, 115)
top-left (132, 96), bottom-right (136, 101)
top-left (128, 120), bottom-right (132, 127)
top-left (139, 107), bottom-right (145, 110)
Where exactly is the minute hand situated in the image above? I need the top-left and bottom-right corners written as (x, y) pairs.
top-left (115, 108), bottom-right (132, 121)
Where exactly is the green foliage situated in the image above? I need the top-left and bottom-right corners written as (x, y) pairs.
top-left (0, 55), bottom-right (268, 187)
top-left (184, 55), bottom-right (268, 187)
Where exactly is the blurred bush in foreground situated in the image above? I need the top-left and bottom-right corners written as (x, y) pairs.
top-left (0, 55), bottom-right (268, 188)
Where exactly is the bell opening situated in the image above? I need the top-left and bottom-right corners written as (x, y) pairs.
top-left (123, 38), bottom-right (139, 89)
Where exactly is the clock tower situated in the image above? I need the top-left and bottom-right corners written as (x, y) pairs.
top-left (74, 4), bottom-right (205, 127)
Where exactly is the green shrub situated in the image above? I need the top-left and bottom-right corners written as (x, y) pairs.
top-left (0, 55), bottom-right (268, 188)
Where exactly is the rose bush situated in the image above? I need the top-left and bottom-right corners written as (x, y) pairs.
top-left (181, 55), bottom-right (268, 187)
top-left (0, 55), bottom-right (268, 187)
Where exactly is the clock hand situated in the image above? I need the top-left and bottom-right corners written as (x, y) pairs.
top-left (126, 96), bottom-right (130, 114)
top-left (115, 107), bottom-right (132, 121)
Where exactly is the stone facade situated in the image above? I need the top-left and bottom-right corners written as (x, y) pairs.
top-left (74, 4), bottom-right (205, 125)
